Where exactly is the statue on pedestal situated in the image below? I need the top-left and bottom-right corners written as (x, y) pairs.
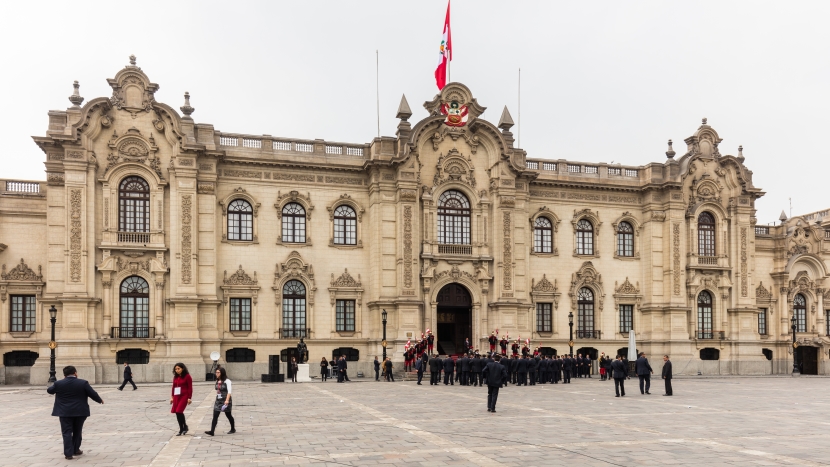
top-left (296, 338), bottom-right (308, 364)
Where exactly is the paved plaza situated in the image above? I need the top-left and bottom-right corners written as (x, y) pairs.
top-left (5, 375), bottom-right (830, 466)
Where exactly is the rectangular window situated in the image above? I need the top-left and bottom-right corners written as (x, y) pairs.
top-left (536, 303), bottom-right (552, 332)
top-left (10, 295), bottom-right (36, 332)
top-left (229, 298), bottom-right (252, 331)
top-left (619, 304), bottom-right (633, 334)
top-left (577, 231), bottom-right (593, 255)
top-left (758, 308), bottom-right (767, 335)
top-left (336, 300), bottom-right (356, 332)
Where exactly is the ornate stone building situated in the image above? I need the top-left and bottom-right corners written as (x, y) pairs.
top-left (1, 57), bottom-right (828, 383)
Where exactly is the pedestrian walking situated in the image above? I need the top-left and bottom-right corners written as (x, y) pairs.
top-left (170, 363), bottom-right (193, 436)
top-left (611, 355), bottom-right (627, 397)
top-left (47, 365), bottom-right (104, 460)
top-left (635, 352), bottom-right (654, 394)
top-left (320, 357), bottom-right (329, 382)
top-left (289, 357), bottom-right (298, 382)
top-left (374, 356), bottom-right (381, 381)
top-left (384, 358), bottom-right (394, 382)
top-left (662, 355), bottom-right (673, 396)
top-left (340, 354), bottom-right (350, 381)
top-left (118, 361), bottom-right (137, 391)
top-left (204, 367), bottom-right (235, 436)
top-left (482, 354), bottom-right (508, 412)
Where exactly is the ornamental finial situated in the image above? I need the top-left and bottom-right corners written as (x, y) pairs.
top-left (68, 80), bottom-right (84, 107)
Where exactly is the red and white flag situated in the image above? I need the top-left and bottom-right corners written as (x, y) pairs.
top-left (435, 1), bottom-right (452, 90)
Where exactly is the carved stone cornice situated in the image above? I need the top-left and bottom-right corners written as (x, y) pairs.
top-left (1, 259), bottom-right (42, 282)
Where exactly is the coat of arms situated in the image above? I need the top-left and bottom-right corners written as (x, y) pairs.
top-left (440, 99), bottom-right (468, 127)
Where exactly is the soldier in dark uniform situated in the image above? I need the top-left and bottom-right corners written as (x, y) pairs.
top-left (511, 340), bottom-right (520, 357)
top-left (489, 333), bottom-right (498, 353)
top-left (459, 354), bottom-right (470, 386)
top-left (443, 355), bottom-right (455, 385)
top-left (499, 336), bottom-right (508, 356)
top-left (428, 354), bottom-right (442, 385)
top-left (499, 353), bottom-right (510, 387)
top-left (470, 354), bottom-right (482, 386)
top-left (427, 332), bottom-right (435, 354)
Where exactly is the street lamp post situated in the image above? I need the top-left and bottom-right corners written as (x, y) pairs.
top-left (381, 309), bottom-right (388, 362)
top-left (791, 314), bottom-right (800, 376)
top-left (568, 311), bottom-right (574, 356)
top-left (48, 305), bottom-right (58, 384)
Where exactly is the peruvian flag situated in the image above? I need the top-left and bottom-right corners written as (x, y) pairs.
top-left (435, 1), bottom-right (452, 90)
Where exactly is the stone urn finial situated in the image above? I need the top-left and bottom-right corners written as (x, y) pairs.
top-left (180, 92), bottom-right (195, 118)
top-left (737, 145), bottom-right (745, 163)
top-left (665, 139), bottom-right (675, 159)
top-left (129, 54), bottom-right (137, 66)
top-left (68, 80), bottom-right (84, 107)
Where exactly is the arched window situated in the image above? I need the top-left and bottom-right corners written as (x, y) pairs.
top-left (697, 291), bottom-right (713, 339)
top-left (576, 219), bottom-right (594, 255)
top-left (282, 280), bottom-right (307, 338)
top-left (437, 190), bottom-right (471, 245)
top-left (282, 203), bottom-right (306, 243)
top-left (119, 176), bottom-right (150, 232)
top-left (333, 205), bottom-right (357, 245)
top-left (577, 287), bottom-right (594, 335)
top-left (119, 276), bottom-right (150, 338)
top-left (794, 293), bottom-right (807, 333)
top-left (617, 221), bottom-right (634, 257)
top-left (534, 217), bottom-right (553, 253)
top-left (227, 199), bottom-right (253, 241)
top-left (698, 212), bottom-right (716, 257)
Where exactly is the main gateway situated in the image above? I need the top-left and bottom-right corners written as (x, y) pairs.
top-left (1, 57), bottom-right (827, 383)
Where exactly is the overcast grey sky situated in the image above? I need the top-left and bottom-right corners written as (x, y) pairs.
top-left (1, 1), bottom-right (827, 223)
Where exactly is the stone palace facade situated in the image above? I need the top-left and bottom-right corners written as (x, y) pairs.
top-left (1, 57), bottom-right (828, 383)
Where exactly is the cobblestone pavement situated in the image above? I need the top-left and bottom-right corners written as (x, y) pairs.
top-left (6, 374), bottom-right (830, 466)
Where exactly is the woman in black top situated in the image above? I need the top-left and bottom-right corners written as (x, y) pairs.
top-left (320, 357), bottom-right (329, 382)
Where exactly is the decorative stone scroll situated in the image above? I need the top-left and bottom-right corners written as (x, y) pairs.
top-left (181, 195), bottom-right (192, 284)
top-left (0, 259), bottom-right (45, 302)
top-left (403, 205), bottom-right (413, 288)
top-left (221, 265), bottom-right (260, 305)
top-left (69, 189), bottom-right (83, 282)
top-left (569, 261), bottom-right (605, 312)
top-left (530, 274), bottom-right (561, 310)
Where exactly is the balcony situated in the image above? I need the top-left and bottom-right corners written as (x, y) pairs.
top-left (117, 231), bottom-right (152, 244)
top-left (280, 328), bottom-right (311, 338)
top-left (576, 330), bottom-right (602, 339)
top-left (697, 256), bottom-right (718, 266)
top-left (437, 244), bottom-right (472, 255)
top-left (111, 327), bottom-right (155, 339)
top-left (696, 330), bottom-right (725, 340)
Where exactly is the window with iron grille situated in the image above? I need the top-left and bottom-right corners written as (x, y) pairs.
top-left (577, 288), bottom-right (594, 332)
top-left (230, 298), bottom-right (252, 332)
top-left (282, 280), bottom-right (307, 337)
top-left (336, 299), bottom-right (356, 332)
top-left (534, 217), bottom-right (553, 253)
top-left (281, 203), bottom-right (306, 243)
top-left (10, 295), bottom-right (36, 332)
top-left (120, 277), bottom-right (150, 338)
top-left (332, 347), bottom-right (360, 361)
top-left (698, 291), bottom-right (713, 338)
top-left (758, 308), bottom-right (767, 335)
top-left (536, 303), bottom-right (552, 332)
top-left (116, 348), bottom-right (150, 364)
top-left (226, 347), bottom-right (256, 363)
top-left (576, 219), bottom-right (594, 255)
top-left (793, 294), bottom-right (807, 332)
top-left (698, 212), bottom-right (716, 257)
top-left (437, 190), bottom-right (471, 245)
top-left (617, 221), bottom-right (634, 257)
top-left (333, 205), bottom-right (357, 245)
top-left (3, 350), bottom-right (38, 367)
top-left (619, 304), bottom-right (633, 333)
top-left (227, 199), bottom-right (253, 241)
top-left (119, 176), bottom-right (150, 232)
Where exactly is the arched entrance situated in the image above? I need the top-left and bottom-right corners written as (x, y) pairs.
top-left (436, 283), bottom-right (472, 356)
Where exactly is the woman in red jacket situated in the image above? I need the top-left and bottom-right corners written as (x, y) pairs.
top-left (170, 363), bottom-right (193, 435)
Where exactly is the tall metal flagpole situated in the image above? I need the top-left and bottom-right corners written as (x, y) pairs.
top-left (518, 67), bottom-right (521, 147)
top-left (376, 50), bottom-right (380, 138)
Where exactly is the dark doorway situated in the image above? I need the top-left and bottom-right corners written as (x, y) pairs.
top-left (577, 347), bottom-right (598, 360)
top-left (436, 283), bottom-right (472, 356)
top-left (797, 346), bottom-right (818, 375)
top-left (281, 348), bottom-right (300, 378)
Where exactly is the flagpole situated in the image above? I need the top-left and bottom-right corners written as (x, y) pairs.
top-left (376, 50), bottom-right (380, 138)
top-left (518, 67), bottom-right (521, 147)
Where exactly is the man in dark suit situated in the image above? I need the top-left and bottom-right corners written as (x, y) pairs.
top-left (516, 355), bottom-right (528, 386)
top-left (47, 366), bottom-right (104, 460)
top-left (443, 355), bottom-right (455, 385)
top-left (428, 354), bottom-right (442, 385)
top-left (584, 354), bottom-right (592, 378)
top-left (611, 355), bottom-right (628, 397)
top-left (662, 355), bottom-right (673, 396)
top-left (635, 352), bottom-right (654, 394)
top-left (415, 353), bottom-right (426, 385)
top-left (459, 354), bottom-right (470, 386)
top-left (499, 354), bottom-right (510, 387)
top-left (470, 354), bottom-right (482, 386)
top-left (482, 354), bottom-right (508, 412)
top-left (563, 355), bottom-right (572, 383)
top-left (117, 362), bottom-right (137, 391)
top-left (528, 356), bottom-right (538, 385)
